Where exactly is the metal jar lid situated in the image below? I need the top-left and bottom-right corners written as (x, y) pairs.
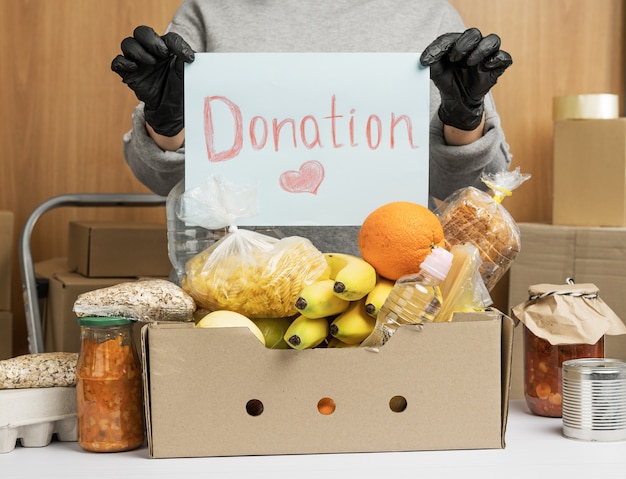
top-left (562, 358), bottom-right (626, 442)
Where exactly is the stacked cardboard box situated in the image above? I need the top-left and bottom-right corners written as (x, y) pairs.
top-left (0, 211), bottom-right (13, 359)
top-left (35, 258), bottom-right (132, 352)
top-left (67, 221), bottom-right (171, 278)
top-left (36, 221), bottom-right (171, 353)
top-left (553, 118), bottom-right (626, 226)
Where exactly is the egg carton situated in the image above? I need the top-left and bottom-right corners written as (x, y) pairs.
top-left (0, 386), bottom-right (77, 453)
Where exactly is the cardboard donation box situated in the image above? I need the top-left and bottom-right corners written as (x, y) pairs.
top-left (553, 119), bottom-right (626, 226)
top-left (142, 310), bottom-right (513, 458)
top-left (67, 221), bottom-right (171, 278)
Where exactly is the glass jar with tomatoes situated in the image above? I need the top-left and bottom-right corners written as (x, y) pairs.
top-left (523, 325), bottom-right (605, 417)
top-left (76, 316), bottom-right (144, 452)
top-left (512, 280), bottom-right (621, 418)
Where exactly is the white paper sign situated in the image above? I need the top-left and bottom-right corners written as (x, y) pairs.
top-left (184, 53), bottom-right (429, 226)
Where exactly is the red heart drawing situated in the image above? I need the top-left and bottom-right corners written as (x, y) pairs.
top-left (279, 160), bottom-right (325, 195)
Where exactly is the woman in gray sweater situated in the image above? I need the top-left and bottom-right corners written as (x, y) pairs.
top-left (112, 0), bottom-right (512, 255)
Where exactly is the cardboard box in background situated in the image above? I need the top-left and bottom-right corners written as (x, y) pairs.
top-left (142, 311), bottom-right (514, 458)
top-left (35, 258), bottom-right (146, 353)
top-left (508, 223), bottom-right (626, 400)
top-left (67, 221), bottom-right (171, 278)
top-left (0, 311), bottom-right (12, 360)
top-left (553, 119), bottom-right (626, 226)
top-left (0, 211), bottom-right (14, 311)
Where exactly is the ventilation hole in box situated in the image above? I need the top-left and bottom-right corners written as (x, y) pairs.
top-left (246, 399), bottom-right (264, 416)
top-left (317, 397), bottom-right (336, 415)
top-left (389, 395), bottom-right (407, 412)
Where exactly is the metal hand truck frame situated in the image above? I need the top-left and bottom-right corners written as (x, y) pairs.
top-left (19, 193), bottom-right (166, 354)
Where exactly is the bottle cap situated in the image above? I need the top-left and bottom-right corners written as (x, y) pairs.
top-left (421, 247), bottom-right (453, 280)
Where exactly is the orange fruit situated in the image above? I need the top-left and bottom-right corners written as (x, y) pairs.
top-left (358, 201), bottom-right (445, 280)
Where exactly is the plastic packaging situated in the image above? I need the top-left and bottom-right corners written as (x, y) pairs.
top-left (72, 278), bottom-right (196, 323)
top-left (360, 247), bottom-right (453, 351)
top-left (183, 228), bottom-right (328, 318)
top-left (177, 175), bottom-right (328, 318)
top-left (76, 317), bottom-right (144, 452)
top-left (512, 280), bottom-right (626, 417)
top-left (0, 352), bottom-right (77, 389)
top-left (437, 243), bottom-right (492, 322)
top-left (166, 179), bottom-right (227, 285)
top-left (435, 167), bottom-right (530, 291)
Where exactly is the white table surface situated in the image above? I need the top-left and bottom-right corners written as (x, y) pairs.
top-left (2, 400), bottom-right (625, 479)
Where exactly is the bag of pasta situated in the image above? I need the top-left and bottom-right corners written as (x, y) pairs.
top-left (435, 167), bottom-right (530, 292)
top-left (177, 176), bottom-right (328, 318)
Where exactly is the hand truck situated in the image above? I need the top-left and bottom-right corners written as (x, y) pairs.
top-left (18, 193), bottom-right (167, 353)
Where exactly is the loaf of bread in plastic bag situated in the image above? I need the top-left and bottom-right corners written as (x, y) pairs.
top-left (437, 186), bottom-right (520, 292)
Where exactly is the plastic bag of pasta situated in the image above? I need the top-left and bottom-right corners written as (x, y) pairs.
top-left (182, 226), bottom-right (328, 318)
top-left (177, 175), bottom-right (329, 318)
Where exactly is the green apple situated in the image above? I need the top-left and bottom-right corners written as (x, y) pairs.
top-left (251, 317), bottom-right (295, 349)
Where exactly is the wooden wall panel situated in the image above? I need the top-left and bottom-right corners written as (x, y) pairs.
top-left (449, 0), bottom-right (624, 311)
top-left (1, 0), bottom-right (181, 354)
top-left (450, 0), bottom-right (624, 223)
top-left (1, 1), bottom-right (624, 355)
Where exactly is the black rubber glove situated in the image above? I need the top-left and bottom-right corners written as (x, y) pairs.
top-left (420, 28), bottom-right (512, 131)
top-left (111, 25), bottom-right (195, 137)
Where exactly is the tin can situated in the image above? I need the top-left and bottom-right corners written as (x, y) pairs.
top-left (562, 358), bottom-right (626, 441)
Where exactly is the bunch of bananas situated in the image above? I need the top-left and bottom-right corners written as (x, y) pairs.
top-left (190, 251), bottom-right (396, 351)
top-left (283, 253), bottom-right (395, 350)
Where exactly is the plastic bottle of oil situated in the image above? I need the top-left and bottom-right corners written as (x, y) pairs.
top-left (360, 247), bottom-right (453, 351)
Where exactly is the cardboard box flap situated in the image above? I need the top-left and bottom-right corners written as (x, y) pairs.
top-left (142, 310), bottom-right (512, 458)
top-left (499, 312), bottom-right (515, 447)
top-left (141, 321), bottom-right (195, 455)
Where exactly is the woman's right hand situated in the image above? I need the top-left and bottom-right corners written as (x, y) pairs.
top-left (111, 25), bottom-right (195, 137)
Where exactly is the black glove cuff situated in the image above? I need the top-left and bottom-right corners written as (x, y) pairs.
top-left (437, 99), bottom-right (484, 132)
top-left (144, 105), bottom-right (184, 137)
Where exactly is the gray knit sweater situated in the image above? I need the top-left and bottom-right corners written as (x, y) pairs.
top-left (122, 0), bottom-right (511, 255)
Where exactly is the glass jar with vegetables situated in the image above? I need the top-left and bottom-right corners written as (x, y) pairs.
top-left (76, 316), bottom-right (144, 452)
top-left (512, 279), bottom-right (626, 418)
top-left (523, 325), bottom-right (604, 417)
